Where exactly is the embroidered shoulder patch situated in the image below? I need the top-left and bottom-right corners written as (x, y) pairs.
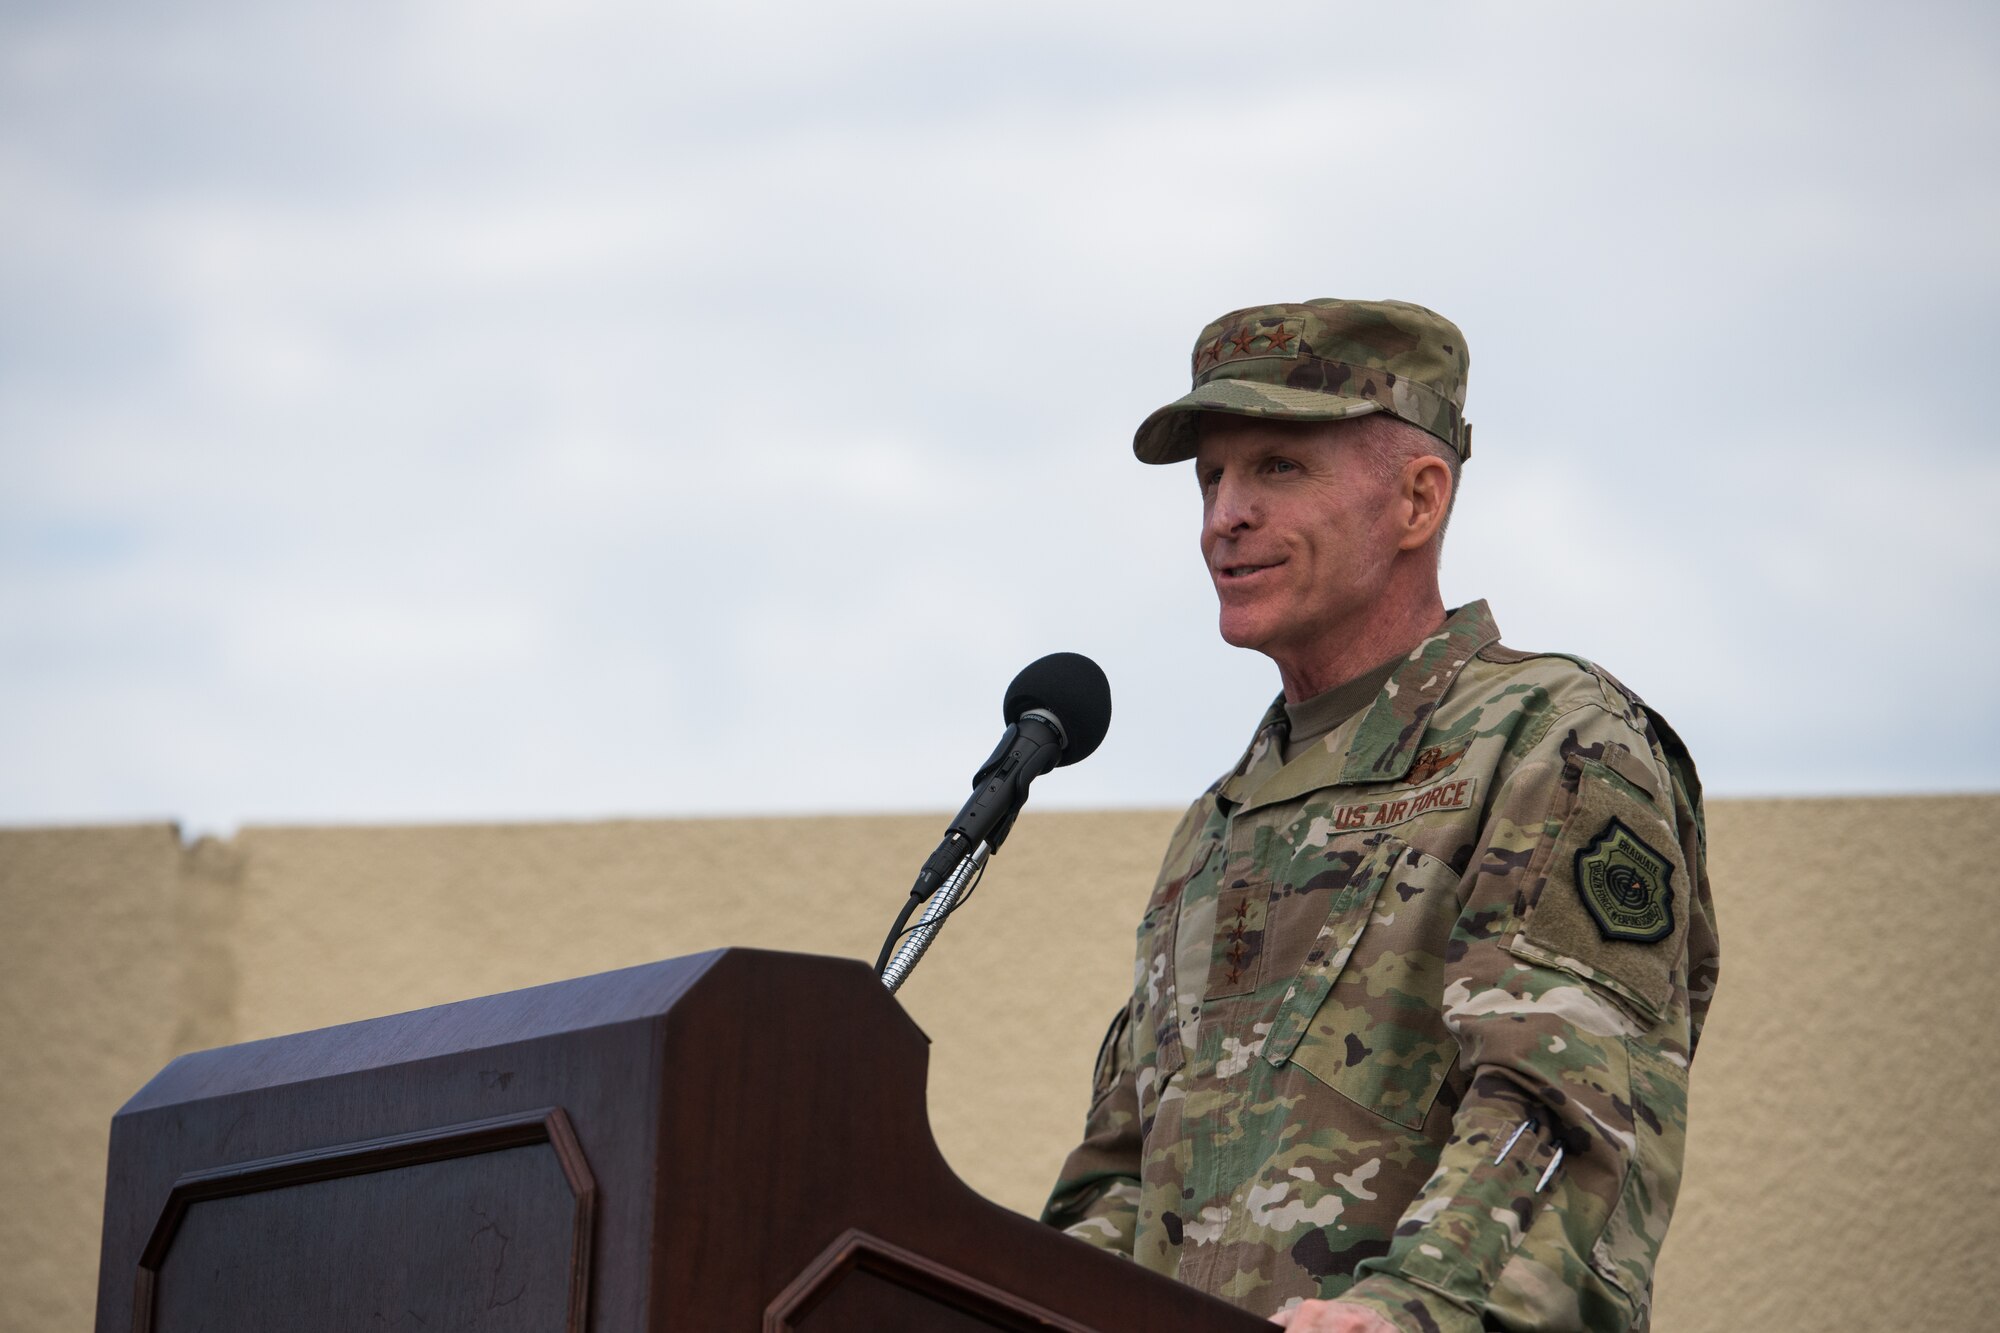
top-left (1573, 818), bottom-right (1675, 943)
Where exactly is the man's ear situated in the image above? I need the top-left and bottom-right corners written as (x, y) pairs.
top-left (1397, 454), bottom-right (1453, 552)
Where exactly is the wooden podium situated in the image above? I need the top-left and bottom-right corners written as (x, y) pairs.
top-left (95, 948), bottom-right (1268, 1331)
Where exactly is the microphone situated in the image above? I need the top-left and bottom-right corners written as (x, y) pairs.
top-left (907, 652), bottom-right (1113, 902)
top-left (877, 652), bottom-right (1112, 988)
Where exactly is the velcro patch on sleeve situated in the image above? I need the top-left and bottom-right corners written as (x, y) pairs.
top-left (1510, 759), bottom-right (1688, 1023)
top-left (1574, 818), bottom-right (1674, 943)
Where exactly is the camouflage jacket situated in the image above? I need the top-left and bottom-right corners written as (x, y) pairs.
top-left (1043, 602), bottom-right (1719, 1332)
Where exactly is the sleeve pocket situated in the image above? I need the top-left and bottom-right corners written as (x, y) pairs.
top-left (1509, 756), bottom-right (1689, 1025)
top-left (1087, 1003), bottom-right (1132, 1109)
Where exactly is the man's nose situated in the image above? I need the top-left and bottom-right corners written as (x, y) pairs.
top-left (1204, 472), bottom-right (1256, 538)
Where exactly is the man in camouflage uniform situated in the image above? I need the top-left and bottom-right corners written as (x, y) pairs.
top-left (1042, 299), bottom-right (1719, 1332)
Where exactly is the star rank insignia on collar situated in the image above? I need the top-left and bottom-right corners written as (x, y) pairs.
top-left (1573, 818), bottom-right (1675, 943)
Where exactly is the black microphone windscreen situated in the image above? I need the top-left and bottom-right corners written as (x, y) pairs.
top-left (1002, 652), bottom-right (1112, 766)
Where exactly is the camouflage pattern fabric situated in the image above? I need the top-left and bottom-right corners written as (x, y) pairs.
top-left (1043, 601), bottom-right (1719, 1332)
top-left (1132, 299), bottom-right (1473, 466)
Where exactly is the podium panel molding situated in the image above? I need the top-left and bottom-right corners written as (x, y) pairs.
top-left (766, 1227), bottom-right (1099, 1333)
top-left (131, 1107), bottom-right (595, 1333)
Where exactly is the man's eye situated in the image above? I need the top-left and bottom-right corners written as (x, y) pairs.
top-left (1268, 459), bottom-right (1297, 475)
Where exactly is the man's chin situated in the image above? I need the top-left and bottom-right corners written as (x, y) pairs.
top-left (1215, 613), bottom-right (1273, 654)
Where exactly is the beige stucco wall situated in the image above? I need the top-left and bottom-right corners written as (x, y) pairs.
top-left (4, 797), bottom-right (1996, 1329)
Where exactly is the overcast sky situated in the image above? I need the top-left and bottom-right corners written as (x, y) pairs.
top-left (4, 0), bottom-right (1996, 836)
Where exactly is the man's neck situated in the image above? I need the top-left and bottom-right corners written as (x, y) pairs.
top-left (1274, 593), bottom-right (1449, 703)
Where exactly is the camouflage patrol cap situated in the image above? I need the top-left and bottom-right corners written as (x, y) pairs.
top-left (1133, 298), bottom-right (1472, 464)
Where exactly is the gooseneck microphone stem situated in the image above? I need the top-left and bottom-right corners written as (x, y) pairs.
top-left (879, 839), bottom-right (990, 994)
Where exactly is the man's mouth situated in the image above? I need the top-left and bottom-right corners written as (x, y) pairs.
top-left (1216, 561), bottom-right (1280, 580)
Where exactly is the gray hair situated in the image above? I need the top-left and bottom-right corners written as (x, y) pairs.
top-left (1358, 414), bottom-right (1461, 552)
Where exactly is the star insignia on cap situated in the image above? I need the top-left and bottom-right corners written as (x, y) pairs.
top-left (1227, 327), bottom-right (1259, 355)
top-left (1265, 325), bottom-right (1296, 352)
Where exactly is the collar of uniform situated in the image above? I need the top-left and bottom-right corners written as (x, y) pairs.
top-left (1222, 601), bottom-right (1502, 815)
top-left (1214, 697), bottom-right (1291, 812)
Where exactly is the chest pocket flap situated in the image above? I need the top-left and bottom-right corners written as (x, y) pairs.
top-left (1266, 833), bottom-right (1464, 1131)
top-left (1262, 831), bottom-right (1401, 1069)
